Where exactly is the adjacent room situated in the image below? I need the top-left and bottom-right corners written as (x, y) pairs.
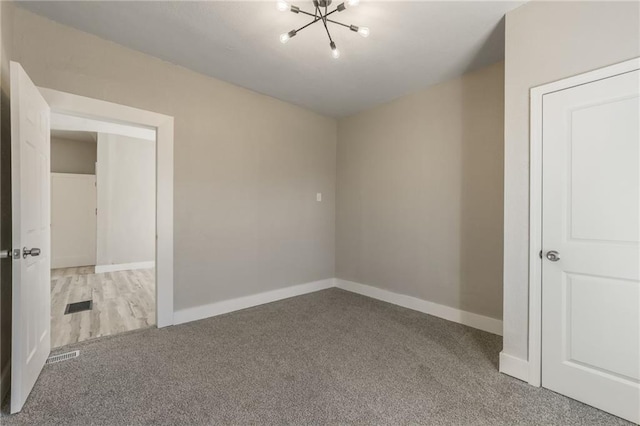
top-left (49, 122), bottom-right (156, 348)
top-left (0, 0), bottom-right (638, 424)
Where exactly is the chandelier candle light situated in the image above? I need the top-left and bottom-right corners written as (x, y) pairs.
top-left (277, 0), bottom-right (369, 59)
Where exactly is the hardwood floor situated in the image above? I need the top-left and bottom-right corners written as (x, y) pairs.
top-left (51, 267), bottom-right (155, 348)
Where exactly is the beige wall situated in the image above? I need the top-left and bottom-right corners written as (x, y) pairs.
top-left (51, 137), bottom-right (96, 174)
top-left (0, 0), bottom-right (336, 348)
top-left (51, 173), bottom-right (97, 268)
top-left (503, 1), bottom-right (640, 363)
top-left (336, 62), bottom-right (504, 320)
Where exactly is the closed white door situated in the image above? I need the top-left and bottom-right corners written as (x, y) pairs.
top-left (542, 69), bottom-right (639, 423)
top-left (51, 173), bottom-right (97, 268)
top-left (10, 61), bottom-right (51, 413)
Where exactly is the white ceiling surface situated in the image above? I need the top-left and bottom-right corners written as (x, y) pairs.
top-left (19, 1), bottom-right (524, 118)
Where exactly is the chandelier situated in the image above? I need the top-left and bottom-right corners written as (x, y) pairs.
top-left (277, 0), bottom-right (369, 59)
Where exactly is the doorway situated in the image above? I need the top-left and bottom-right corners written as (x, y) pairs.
top-left (49, 123), bottom-right (157, 348)
top-left (528, 58), bottom-right (639, 423)
top-left (9, 61), bottom-right (175, 414)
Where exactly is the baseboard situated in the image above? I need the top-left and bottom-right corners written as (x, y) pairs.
top-left (499, 351), bottom-right (529, 382)
top-left (95, 261), bottom-right (155, 273)
top-left (0, 361), bottom-right (10, 405)
top-left (172, 278), bottom-right (503, 336)
top-left (173, 278), bottom-right (335, 325)
top-left (335, 279), bottom-right (503, 336)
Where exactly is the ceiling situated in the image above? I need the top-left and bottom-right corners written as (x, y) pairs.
top-left (51, 130), bottom-right (97, 143)
top-left (18, 1), bottom-right (525, 118)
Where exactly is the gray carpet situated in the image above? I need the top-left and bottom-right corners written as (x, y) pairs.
top-left (2, 288), bottom-right (630, 425)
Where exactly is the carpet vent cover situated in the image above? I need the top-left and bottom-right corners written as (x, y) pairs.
top-left (46, 350), bottom-right (80, 365)
top-left (64, 300), bottom-right (93, 315)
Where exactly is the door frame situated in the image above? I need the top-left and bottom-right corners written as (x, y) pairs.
top-left (527, 57), bottom-right (640, 387)
top-left (39, 87), bottom-right (175, 328)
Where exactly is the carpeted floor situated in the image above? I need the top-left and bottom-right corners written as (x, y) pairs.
top-left (2, 288), bottom-right (630, 425)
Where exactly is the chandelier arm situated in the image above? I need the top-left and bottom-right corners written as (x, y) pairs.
top-left (325, 18), bottom-right (351, 28)
top-left (297, 8), bottom-right (315, 17)
top-left (295, 9), bottom-right (358, 33)
top-left (293, 8), bottom-right (339, 35)
top-left (297, 8), bottom-right (339, 20)
top-left (295, 16), bottom-right (323, 33)
top-left (316, 4), bottom-right (334, 43)
top-left (321, 18), bottom-right (334, 43)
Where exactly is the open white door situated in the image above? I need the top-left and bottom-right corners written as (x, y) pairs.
top-left (10, 61), bottom-right (51, 414)
top-left (541, 69), bottom-right (639, 422)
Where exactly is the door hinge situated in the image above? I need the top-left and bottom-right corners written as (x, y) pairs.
top-left (539, 250), bottom-right (543, 259)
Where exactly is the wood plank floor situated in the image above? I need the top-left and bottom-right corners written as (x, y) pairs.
top-left (51, 267), bottom-right (155, 348)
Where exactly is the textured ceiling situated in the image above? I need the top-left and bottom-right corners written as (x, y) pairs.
top-left (17, 1), bottom-right (525, 117)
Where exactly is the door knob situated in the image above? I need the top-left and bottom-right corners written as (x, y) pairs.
top-left (546, 250), bottom-right (560, 262)
top-left (23, 247), bottom-right (41, 259)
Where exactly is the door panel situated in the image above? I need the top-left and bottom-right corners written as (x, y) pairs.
top-left (566, 273), bottom-right (639, 380)
top-left (542, 69), bottom-right (640, 423)
top-left (570, 97), bottom-right (639, 242)
top-left (10, 61), bottom-right (51, 414)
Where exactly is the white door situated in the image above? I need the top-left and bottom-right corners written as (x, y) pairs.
top-left (51, 173), bottom-right (97, 268)
top-left (542, 69), bottom-right (639, 423)
top-left (10, 61), bottom-right (51, 414)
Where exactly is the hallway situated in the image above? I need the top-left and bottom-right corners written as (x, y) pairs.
top-left (51, 267), bottom-right (155, 348)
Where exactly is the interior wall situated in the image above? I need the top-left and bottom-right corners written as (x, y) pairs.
top-left (51, 173), bottom-right (97, 269)
top-left (0, 0), bottom-right (13, 401)
top-left (336, 62), bottom-right (504, 320)
top-left (0, 0), bottom-right (337, 370)
top-left (51, 137), bottom-right (96, 174)
top-left (502, 0), bottom-right (640, 365)
top-left (96, 133), bottom-right (155, 267)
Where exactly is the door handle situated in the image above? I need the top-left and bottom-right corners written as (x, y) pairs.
top-left (0, 249), bottom-right (10, 259)
top-left (545, 250), bottom-right (560, 262)
top-left (23, 247), bottom-right (41, 259)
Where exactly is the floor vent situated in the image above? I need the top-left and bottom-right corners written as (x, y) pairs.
top-left (64, 300), bottom-right (93, 315)
top-left (46, 350), bottom-right (80, 365)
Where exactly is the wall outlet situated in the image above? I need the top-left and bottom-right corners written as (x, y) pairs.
top-left (316, 193), bottom-right (322, 202)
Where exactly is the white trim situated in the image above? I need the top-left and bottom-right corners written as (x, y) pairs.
top-left (174, 278), bottom-right (505, 336)
top-left (39, 87), bottom-right (175, 328)
top-left (95, 261), bottom-right (155, 274)
top-left (51, 172), bottom-right (96, 179)
top-left (174, 279), bottom-right (335, 325)
top-left (50, 112), bottom-right (156, 141)
top-left (0, 361), bottom-right (10, 404)
top-left (335, 279), bottom-right (503, 336)
top-left (499, 352), bottom-right (529, 382)
top-left (527, 57), bottom-right (640, 387)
